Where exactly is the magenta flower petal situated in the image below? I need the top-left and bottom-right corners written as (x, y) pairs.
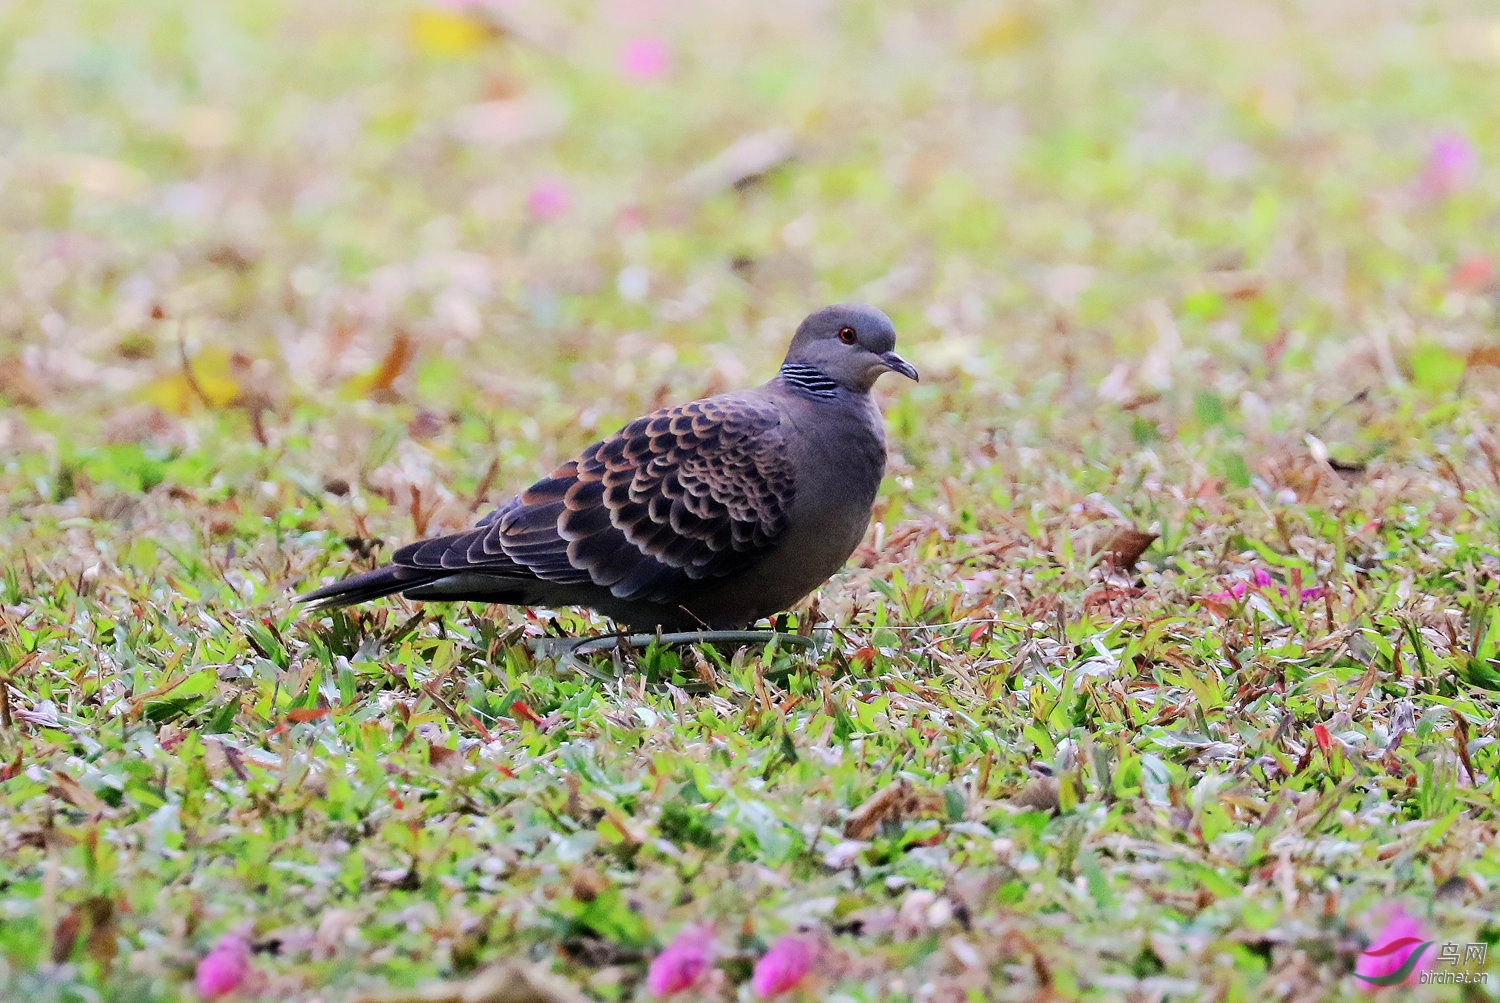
top-left (1207, 568), bottom-right (1325, 607)
top-left (752, 934), bottom-right (815, 997)
top-left (1354, 905), bottom-right (1435, 990)
top-left (619, 37), bottom-right (671, 81)
top-left (194, 934), bottom-right (251, 998)
top-left (1204, 581), bottom-right (1250, 603)
top-left (1418, 130), bottom-right (1477, 199)
top-left (526, 179), bottom-right (572, 221)
top-left (646, 925), bottom-right (717, 997)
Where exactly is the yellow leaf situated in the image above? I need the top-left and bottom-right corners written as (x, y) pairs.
top-left (965, 9), bottom-right (1040, 56)
top-left (409, 9), bottom-right (489, 58)
top-left (141, 347), bottom-right (240, 414)
top-left (344, 333), bottom-right (417, 400)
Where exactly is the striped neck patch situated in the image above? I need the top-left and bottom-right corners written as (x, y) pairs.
top-left (779, 363), bottom-right (839, 398)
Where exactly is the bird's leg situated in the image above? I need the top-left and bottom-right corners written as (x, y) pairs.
top-left (533, 629), bottom-right (823, 688)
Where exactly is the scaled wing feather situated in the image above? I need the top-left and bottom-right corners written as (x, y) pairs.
top-left (387, 394), bottom-right (796, 602)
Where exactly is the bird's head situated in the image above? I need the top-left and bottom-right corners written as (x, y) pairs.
top-left (783, 303), bottom-right (918, 393)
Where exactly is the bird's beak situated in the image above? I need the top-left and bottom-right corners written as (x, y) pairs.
top-left (879, 351), bottom-right (919, 382)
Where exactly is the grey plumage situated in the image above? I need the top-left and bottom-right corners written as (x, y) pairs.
top-left (299, 303), bottom-right (918, 631)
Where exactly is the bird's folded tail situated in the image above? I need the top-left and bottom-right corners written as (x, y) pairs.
top-left (297, 564), bottom-right (443, 610)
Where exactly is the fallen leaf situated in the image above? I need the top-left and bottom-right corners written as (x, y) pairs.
top-left (569, 868), bottom-right (608, 903)
top-left (143, 346), bottom-right (240, 414)
top-left (843, 778), bottom-right (935, 840)
top-left (84, 895), bottom-right (119, 969)
top-left (0, 363), bottom-right (47, 407)
top-left (356, 332), bottom-right (416, 398)
top-left (48, 770), bottom-right (108, 814)
top-left (1453, 713), bottom-right (1476, 785)
top-left (965, 9), bottom-right (1041, 55)
top-left (52, 908), bottom-right (81, 964)
top-left (1465, 345), bottom-right (1500, 369)
top-left (1011, 776), bottom-right (1061, 814)
top-left (409, 9), bottom-right (490, 58)
top-left (428, 741), bottom-right (463, 770)
top-left (1099, 527), bottom-right (1158, 568)
top-left (511, 699), bottom-right (543, 725)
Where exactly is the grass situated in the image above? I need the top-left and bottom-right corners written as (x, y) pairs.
top-left (3, 0), bottom-right (1500, 999)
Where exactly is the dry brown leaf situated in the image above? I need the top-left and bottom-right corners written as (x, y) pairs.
top-left (1348, 657), bottom-right (1381, 713)
top-left (1012, 776), bottom-right (1062, 815)
top-left (1466, 345), bottom-right (1500, 369)
top-left (427, 740), bottom-right (462, 770)
top-left (568, 867), bottom-right (608, 903)
top-left (353, 962), bottom-right (590, 1003)
top-left (84, 895), bottom-right (119, 969)
top-left (1203, 269), bottom-right (1266, 300)
top-left (1100, 527), bottom-right (1158, 568)
top-left (364, 332), bottom-right (417, 398)
top-left (1454, 713), bottom-right (1476, 786)
top-left (844, 778), bottom-right (922, 840)
top-left (48, 770), bottom-right (108, 814)
top-left (51, 908), bottom-right (81, 965)
top-left (0, 364), bottom-right (48, 407)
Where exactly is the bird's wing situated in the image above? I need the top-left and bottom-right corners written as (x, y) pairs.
top-left (394, 394), bottom-right (797, 601)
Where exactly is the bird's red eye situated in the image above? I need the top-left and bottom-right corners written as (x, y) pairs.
top-left (838, 326), bottom-right (857, 344)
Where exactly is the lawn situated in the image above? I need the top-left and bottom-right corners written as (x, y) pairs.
top-left (2, 0), bottom-right (1499, 1000)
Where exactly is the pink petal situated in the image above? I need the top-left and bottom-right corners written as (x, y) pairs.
top-left (619, 37), bottom-right (671, 81)
top-left (751, 935), bottom-right (815, 997)
top-left (1251, 568), bottom-right (1275, 588)
top-left (961, 571), bottom-right (997, 595)
top-left (1418, 131), bottom-right (1477, 199)
top-left (526, 179), bottom-right (571, 221)
top-left (194, 934), bottom-right (251, 998)
top-left (1354, 905), bottom-right (1435, 990)
top-left (646, 925), bottom-right (717, 997)
top-left (1298, 585), bottom-right (1327, 603)
top-left (1204, 581), bottom-right (1250, 603)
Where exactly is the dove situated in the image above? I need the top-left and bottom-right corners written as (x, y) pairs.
top-left (300, 304), bottom-right (917, 631)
